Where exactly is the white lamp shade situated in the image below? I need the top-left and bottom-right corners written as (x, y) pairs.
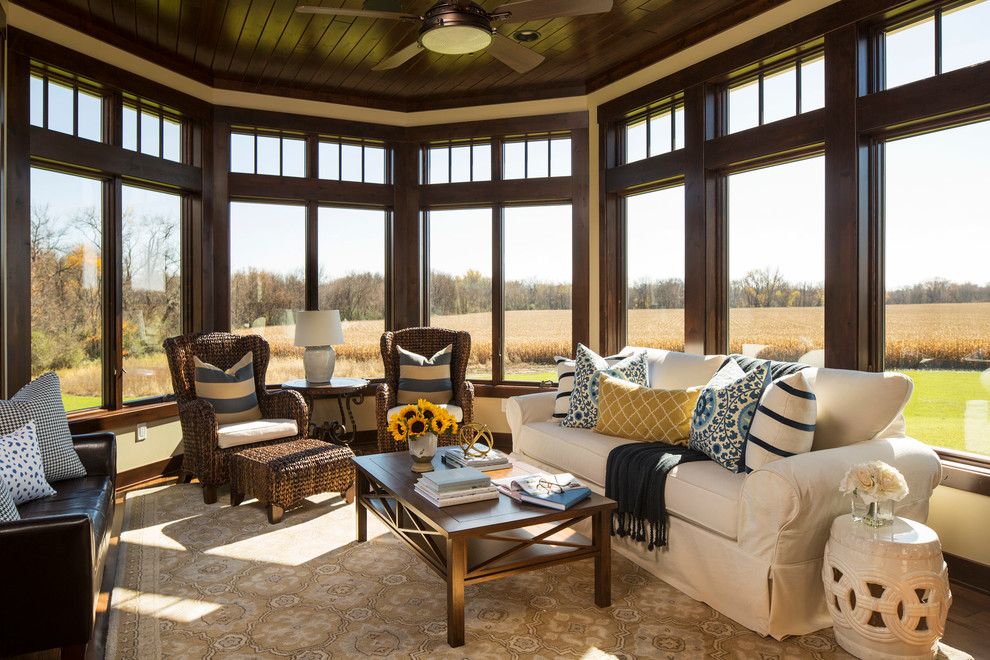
top-left (294, 310), bottom-right (344, 347)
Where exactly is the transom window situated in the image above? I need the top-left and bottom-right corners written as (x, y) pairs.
top-left (30, 69), bottom-right (104, 142)
top-left (503, 134), bottom-right (572, 179)
top-left (725, 51), bottom-right (825, 134)
top-left (623, 97), bottom-right (685, 164)
top-left (426, 139), bottom-right (492, 184)
top-left (230, 129), bottom-right (306, 177)
top-left (123, 98), bottom-right (182, 162)
top-left (318, 138), bottom-right (387, 184)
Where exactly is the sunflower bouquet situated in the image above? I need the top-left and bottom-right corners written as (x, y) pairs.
top-left (388, 399), bottom-right (459, 443)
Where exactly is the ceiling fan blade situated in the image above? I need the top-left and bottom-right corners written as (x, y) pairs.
top-left (487, 33), bottom-right (544, 74)
top-left (491, 0), bottom-right (613, 22)
top-left (373, 40), bottom-right (425, 71)
top-left (294, 5), bottom-right (420, 22)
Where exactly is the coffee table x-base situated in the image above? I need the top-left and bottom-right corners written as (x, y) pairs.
top-left (352, 451), bottom-right (617, 648)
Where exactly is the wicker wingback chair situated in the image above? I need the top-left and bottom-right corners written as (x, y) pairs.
top-left (376, 327), bottom-right (475, 453)
top-left (164, 332), bottom-right (309, 503)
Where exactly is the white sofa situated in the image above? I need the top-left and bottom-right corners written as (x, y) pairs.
top-left (505, 347), bottom-right (942, 639)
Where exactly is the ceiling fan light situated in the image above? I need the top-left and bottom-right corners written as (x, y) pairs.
top-left (420, 24), bottom-right (492, 55)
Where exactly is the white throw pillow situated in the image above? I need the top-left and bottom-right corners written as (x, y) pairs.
top-left (744, 370), bottom-right (817, 472)
top-left (0, 421), bottom-right (57, 505)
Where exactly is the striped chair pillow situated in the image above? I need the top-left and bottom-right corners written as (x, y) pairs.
top-left (397, 344), bottom-right (454, 405)
top-left (194, 351), bottom-right (263, 425)
top-left (743, 370), bottom-right (816, 473)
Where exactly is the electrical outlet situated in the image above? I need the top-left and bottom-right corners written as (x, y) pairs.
top-left (136, 424), bottom-right (148, 442)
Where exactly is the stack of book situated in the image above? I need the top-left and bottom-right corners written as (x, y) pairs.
top-left (440, 444), bottom-right (511, 471)
top-left (414, 466), bottom-right (499, 507)
top-left (493, 472), bottom-right (591, 510)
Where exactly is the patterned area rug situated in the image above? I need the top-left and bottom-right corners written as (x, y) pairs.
top-left (105, 484), bottom-right (958, 659)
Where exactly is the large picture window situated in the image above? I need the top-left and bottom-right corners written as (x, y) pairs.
top-left (884, 120), bottom-right (990, 457)
top-left (727, 156), bottom-right (825, 364)
top-left (625, 186), bottom-right (685, 351)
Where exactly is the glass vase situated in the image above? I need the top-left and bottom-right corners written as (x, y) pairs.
top-left (850, 491), bottom-right (895, 527)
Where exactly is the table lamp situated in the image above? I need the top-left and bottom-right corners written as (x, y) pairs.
top-left (293, 310), bottom-right (344, 383)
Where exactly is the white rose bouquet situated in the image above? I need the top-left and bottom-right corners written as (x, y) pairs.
top-left (839, 461), bottom-right (909, 503)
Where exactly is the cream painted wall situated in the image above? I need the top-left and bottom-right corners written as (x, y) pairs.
top-left (109, 419), bottom-right (183, 474)
top-left (928, 486), bottom-right (990, 564)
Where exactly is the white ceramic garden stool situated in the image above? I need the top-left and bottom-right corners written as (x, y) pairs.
top-left (822, 514), bottom-right (951, 660)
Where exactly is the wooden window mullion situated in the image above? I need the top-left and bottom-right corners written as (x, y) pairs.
top-left (105, 176), bottom-right (124, 409)
top-left (492, 205), bottom-right (504, 383)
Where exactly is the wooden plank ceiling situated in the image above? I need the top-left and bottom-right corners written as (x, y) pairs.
top-left (18, 0), bottom-right (787, 111)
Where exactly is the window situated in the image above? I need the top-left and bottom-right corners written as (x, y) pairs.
top-left (883, 0), bottom-right (990, 90)
top-left (726, 52), bottom-right (825, 134)
top-left (727, 156), bottom-right (825, 364)
top-left (30, 168), bottom-right (104, 411)
top-left (625, 186), bottom-right (685, 351)
top-left (427, 140), bottom-right (492, 184)
top-left (122, 100), bottom-right (182, 162)
top-left (318, 138), bottom-right (387, 184)
top-left (503, 135), bottom-right (571, 179)
top-left (122, 186), bottom-right (182, 402)
top-left (427, 208), bottom-right (493, 379)
top-left (229, 202), bottom-right (306, 384)
top-left (230, 130), bottom-right (306, 177)
top-left (318, 207), bottom-right (388, 379)
top-left (29, 71), bottom-right (104, 142)
top-left (884, 120), bottom-right (990, 457)
top-left (624, 99), bottom-right (685, 163)
top-left (503, 205), bottom-right (572, 381)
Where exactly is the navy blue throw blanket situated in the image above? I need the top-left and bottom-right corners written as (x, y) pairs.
top-left (605, 442), bottom-right (710, 550)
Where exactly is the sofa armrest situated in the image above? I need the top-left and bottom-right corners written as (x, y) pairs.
top-left (72, 432), bottom-right (117, 479)
top-left (738, 436), bottom-right (941, 563)
top-left (0, 513), bottom-right (96, 654)
top-left (505, 392), bottom-right (556, 443)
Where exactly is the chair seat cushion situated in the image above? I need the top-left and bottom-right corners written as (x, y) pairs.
top-left (516, 421), bottom-right (745, 539)
top-left (217, 419), bottom-right (298, 449)
top-left (387, 404), bottom-right (463, 423)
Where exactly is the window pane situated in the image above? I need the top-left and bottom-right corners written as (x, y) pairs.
top-left (625, 119), bottom-right (647, 163)
top-left (728, 78), bottom-right (760, 133)
top-left (885, 121), bottom-right (990, 456)
top-left (140, 111), bottom-right (161, 157)
top-left (550, 138), bottom-right (571, 177)
top-left (256, 135), bottom-right (280, 176)
top-left (942, 0), bottom-right (990, 73)
top-left (47, 80), bottom-right (74, 135)
top-left (229, 202), bottom-right (306, 384)
top-left (648, 112), bottom-right (672, 156)
top-left (30, 75), bottom-right (44, 127)
top-left (319, 141), bottom-right (340, 180)
top-left (762, 65), bottom-right (797, 124)
top-left (122, 186), bottom-right (182, 402)
top-left (473, 143), bottom-right (492, 181)
top-left (885, 16), bottom-right (935, 89)
top-left (341, 143), bottom-right (363, 182)
top-left (673, 106), bottom-right (685, 149)
top-left (77, 90), bottom-right (102, 141)
top-left (230, 133), bottom-right (255, 173)
top-left (281, 137), bottom-right (306, 177)
top-left (503, 141), bottom-right (526, 179)
top-left (800, 56), bottom-right (825, 112)
top-left (626, 187), bottom-right (684, 351)
top-left (123, 106), bottom-right (138, 151)
top-left (450, 145), bottom-right (471, 183)
top-left (429, 208), bottom-right (492, 379)
top-left (163, 116), bottom-right (181, 162)
top-left (728, 157), bottom-right (825, 364)
top-left (30, 168), bottom-right (103, 411)
top-left (504, 205), bottom-right (572, 381)
top-left (365, 145), bottom-right (386, 184)
top-left (527, 139), bottom-right (550, 178)
top-left (318, 207), bottom-right (387, 379)
top-left (428, 146), bottom-right (449, 184)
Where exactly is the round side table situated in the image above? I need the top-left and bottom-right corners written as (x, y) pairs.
top-left (822, 514), bottom-right (952, 660)
top-left (283, 377), bottom-right (369, 445)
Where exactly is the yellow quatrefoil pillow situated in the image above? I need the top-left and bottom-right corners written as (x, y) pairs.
top-left (594, 373), bottom-right (701, 445)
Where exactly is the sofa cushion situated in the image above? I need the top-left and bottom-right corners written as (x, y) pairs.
top-left (217, 419), bottom-right (298, 449)
top-left (0, 421), bottom-right (57, 505)
top-left (621, 347), bottom-right (726, 390)
top-left (515, 421), bottom-right (745, 539)
top-left (195, 351), bottom-right (263, 424)
top-left (388, 403), bottom-right (463, 423)
top-left (16, 476), bottom-right (114, 553)
top-left (594, 374), bottom-right (699, 445)
top-left (563, 345), bottom-right (648, 429)
top-left (745, 371), bottom-right (817, 472)
top-left (804, 369), bottom-right (913, 450)
top-left (397, 344), bottom-right (453, 405)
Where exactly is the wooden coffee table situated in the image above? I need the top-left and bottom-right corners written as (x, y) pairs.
top-left (352, 451), bottom-right (617, 648)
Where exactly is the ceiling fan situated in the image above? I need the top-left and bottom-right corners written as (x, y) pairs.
top-left (295, 0), bottom-right (614, 73)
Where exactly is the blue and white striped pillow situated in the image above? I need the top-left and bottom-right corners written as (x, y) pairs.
top-left (194, 352), bottom-right (262, 425)
top-left (743, 370), bottom-right (816, 473)
top-left (397, 344), bottom-right (453, 405)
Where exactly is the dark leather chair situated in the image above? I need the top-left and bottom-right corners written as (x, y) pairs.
top-left (0, 432), bottom-right (116, 659)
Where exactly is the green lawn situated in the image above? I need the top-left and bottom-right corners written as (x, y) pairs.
top-left (900, 370), bottom-right (989, 454)
top-left (63, 394), bottom-right (102, 412)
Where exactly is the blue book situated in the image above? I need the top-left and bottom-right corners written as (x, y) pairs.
top-left (519, 486), bottom-right (591, 510)
top-left (420, 466), bottom-right (490, 492)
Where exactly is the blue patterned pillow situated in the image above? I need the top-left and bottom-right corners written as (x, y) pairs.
top-left (563, 344), bottom-right (648, 429)
top-left (689, 360), bottom-right (770, 472)
top-left (0, 421), bottom-right (57, 505)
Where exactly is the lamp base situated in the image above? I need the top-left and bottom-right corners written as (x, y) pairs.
top-left (303, 345), bottom-right (336, 383)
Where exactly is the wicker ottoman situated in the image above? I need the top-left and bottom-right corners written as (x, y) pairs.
top-left (230, 439), bottom-right (356, 524)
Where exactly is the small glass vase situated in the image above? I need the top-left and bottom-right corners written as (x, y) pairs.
top-left (408, 432), bottom-right (438, 473)
top-left (851, 491), bottom-right (895, 527)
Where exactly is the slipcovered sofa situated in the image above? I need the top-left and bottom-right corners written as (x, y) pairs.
top-left (506, 347), bottom-right (942, 639)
